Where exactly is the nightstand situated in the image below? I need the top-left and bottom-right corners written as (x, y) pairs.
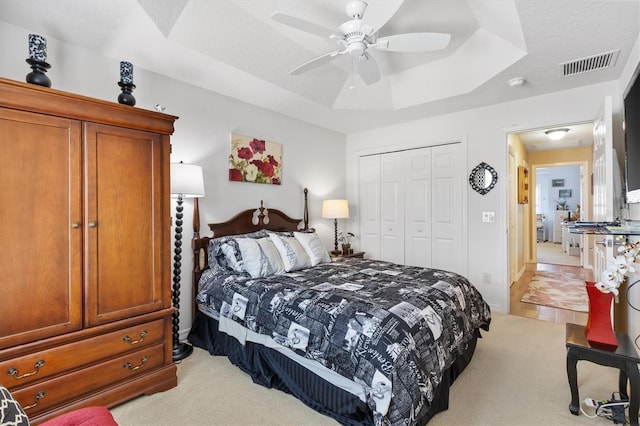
top-left (331, 251), bottom-right (365, 260)
top-left (565, 323), bottom-right (640, 425)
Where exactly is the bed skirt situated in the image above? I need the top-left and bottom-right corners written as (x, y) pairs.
top-left (188, 311), bottom-right (480, 426)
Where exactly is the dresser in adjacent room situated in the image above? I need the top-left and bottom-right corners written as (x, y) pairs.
top-left (0, 78), bottom-right (177, 423)
top-left (553, 210), bottom-right (569, 243)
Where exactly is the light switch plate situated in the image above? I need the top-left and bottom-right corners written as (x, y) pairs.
top-left (482, 212), bottom-right (495, 223)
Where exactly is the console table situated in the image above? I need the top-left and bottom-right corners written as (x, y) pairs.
top-left (566, 323), bottom-right (640, 425)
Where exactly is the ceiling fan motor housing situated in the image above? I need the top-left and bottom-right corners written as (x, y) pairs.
top-left (339, 19), bottom-right (373, 56)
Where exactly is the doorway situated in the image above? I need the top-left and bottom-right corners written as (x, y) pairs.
top-left (535, 164), bottom-right (582, 267)
top-left (507, 122), bottom-right (594, 323)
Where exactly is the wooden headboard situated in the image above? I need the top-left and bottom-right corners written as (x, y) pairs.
top-left (191, 188), bottom-right (310, 312)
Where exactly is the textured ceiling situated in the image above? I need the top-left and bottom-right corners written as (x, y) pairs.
top-left (0, 0), bottom-right (638, 134)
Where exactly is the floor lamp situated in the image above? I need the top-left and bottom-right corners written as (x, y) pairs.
top-left (321, 199), bottom-right (349, 255)
top-left (170, 162), bottom-right (205, 361)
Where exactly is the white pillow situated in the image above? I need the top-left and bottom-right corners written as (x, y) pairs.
top-left (294, 232), bottom-right (331, 266)
top-left (269, 232), bottom-right (312, 272)
top-left (236, 237), bottom-right (286, 278)
top-left (256, 238), bottom-right (285, 275)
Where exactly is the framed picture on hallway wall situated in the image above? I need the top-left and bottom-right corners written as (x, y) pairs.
top-left (559, 189), bottom-right (572, 198)
top-left (551, 178), bottom-right (565, 187)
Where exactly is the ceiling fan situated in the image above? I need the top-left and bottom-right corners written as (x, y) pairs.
top-left (271, 0), bottom-right (451, 85)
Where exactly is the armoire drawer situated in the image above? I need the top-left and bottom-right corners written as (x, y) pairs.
top-left (12, 343), bottom-right (165, 417)
top-left (1, 319), bottom-right (164, 389)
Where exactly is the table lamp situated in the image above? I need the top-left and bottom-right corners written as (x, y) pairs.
top-left (322, 199), bottom-right (349, 255)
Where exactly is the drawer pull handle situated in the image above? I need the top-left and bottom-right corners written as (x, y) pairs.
top-left (123, 330), bottom-right (148, 345)
top-left (22, 391), bottom-right (45, 410)
top-left (7, 360), bottom-right (45, 379)
top-left (123, 356), bottom-right (148, 371)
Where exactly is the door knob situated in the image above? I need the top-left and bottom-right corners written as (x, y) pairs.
top-left (88, 221), bottom-right (97, 228)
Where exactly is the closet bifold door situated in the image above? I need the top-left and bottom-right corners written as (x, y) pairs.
top-left (0, 108), bottom-right (83, 349)
top-left (83, 122), bottom-right (167, 326)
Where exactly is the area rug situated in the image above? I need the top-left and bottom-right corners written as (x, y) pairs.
top-left (520, 271), bottom-right (589, 312)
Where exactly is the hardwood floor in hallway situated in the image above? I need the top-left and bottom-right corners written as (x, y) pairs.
top-left (510, 262), bottom-right (591, 325)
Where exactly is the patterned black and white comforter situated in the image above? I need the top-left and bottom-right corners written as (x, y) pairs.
top-left (196, 258), bottom-right (491, 425)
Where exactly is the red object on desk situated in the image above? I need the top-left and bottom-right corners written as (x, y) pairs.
top-left (584, 281), bottom-right (618, 351)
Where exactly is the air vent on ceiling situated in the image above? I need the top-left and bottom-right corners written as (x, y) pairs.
top-left (561, 49), bottom-right (620, 77)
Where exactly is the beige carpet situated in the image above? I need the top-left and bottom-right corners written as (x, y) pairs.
top-left (111, 314), bottom-right (624, 426)
top-left (520, 271), bottom-right (589, 313)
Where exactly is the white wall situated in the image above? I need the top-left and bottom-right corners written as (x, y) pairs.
top-left (346, 81), bottom-right (624, 313)
top-left (3, 17), bottom-right (639, 339)
top-left (0, 21), bottom-right (347, 338)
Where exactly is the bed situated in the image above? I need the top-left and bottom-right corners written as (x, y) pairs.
top-left (188, 189), bottom-right (491, 426)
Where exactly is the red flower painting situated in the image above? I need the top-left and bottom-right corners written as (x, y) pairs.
top-left (229, 133), bottom-right (282, 185)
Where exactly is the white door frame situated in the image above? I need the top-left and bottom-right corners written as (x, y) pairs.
top-left (504, 115), bottom-right (597, 313)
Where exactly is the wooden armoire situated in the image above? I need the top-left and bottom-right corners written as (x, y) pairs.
top-left (0, 78), bottom-right (177, 423)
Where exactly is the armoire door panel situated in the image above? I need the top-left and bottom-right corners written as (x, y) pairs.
top-left (84, 123), bottom-right (164, 326)
top-left (0, 108), bottom-right (83, 349)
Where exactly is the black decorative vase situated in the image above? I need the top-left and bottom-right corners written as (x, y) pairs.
top-left (117, 81), bottom-right (136, 106)
top-left (25, 59), bottom-right (51, 87)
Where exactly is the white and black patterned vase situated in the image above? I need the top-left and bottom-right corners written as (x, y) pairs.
top-left (118, 61), bottom-right (136, 106)
top-left (25, 34), bottom-right (51, 87)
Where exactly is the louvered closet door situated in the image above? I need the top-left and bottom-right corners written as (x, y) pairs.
top-left (404, 148), bottom-right (432, 267)
top-left (0, 108), bottom-right (83, 349)
top-left (380, 152), bottom-right (405, 264)
top-left (359, 155), bottom-right (381, 260)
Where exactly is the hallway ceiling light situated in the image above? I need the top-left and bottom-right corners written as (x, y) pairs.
top-left (545, 128), bottom-right (570, 140)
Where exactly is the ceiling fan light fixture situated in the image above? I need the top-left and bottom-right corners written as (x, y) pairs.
top-left (545, 128), bottom-right (570, 140)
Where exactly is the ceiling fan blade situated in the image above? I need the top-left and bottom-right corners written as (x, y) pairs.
top-left (271, 12), bottom-right (338, 39)
top-left (357, 53), bottom-right (380, 85)
top-left (290, 50), bottom-right (342, 75)
top-left (360, 0), bottom-right (405, 33)
top-left (375, 33), bottom-right (451, 52)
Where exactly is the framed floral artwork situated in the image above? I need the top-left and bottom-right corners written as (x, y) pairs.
top-left (229, 133), bottom-right (282, 185)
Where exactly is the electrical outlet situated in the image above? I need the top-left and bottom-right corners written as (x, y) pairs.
top-left (482, 212), bottom-right (495, 223)
top-left (482, 272), bottom-right (491, 284)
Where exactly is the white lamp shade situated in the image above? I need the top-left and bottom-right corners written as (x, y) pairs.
top-left (322, 199), bottom-right (349, 219)
top-left (170, 163), bottom-right (205, 198)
